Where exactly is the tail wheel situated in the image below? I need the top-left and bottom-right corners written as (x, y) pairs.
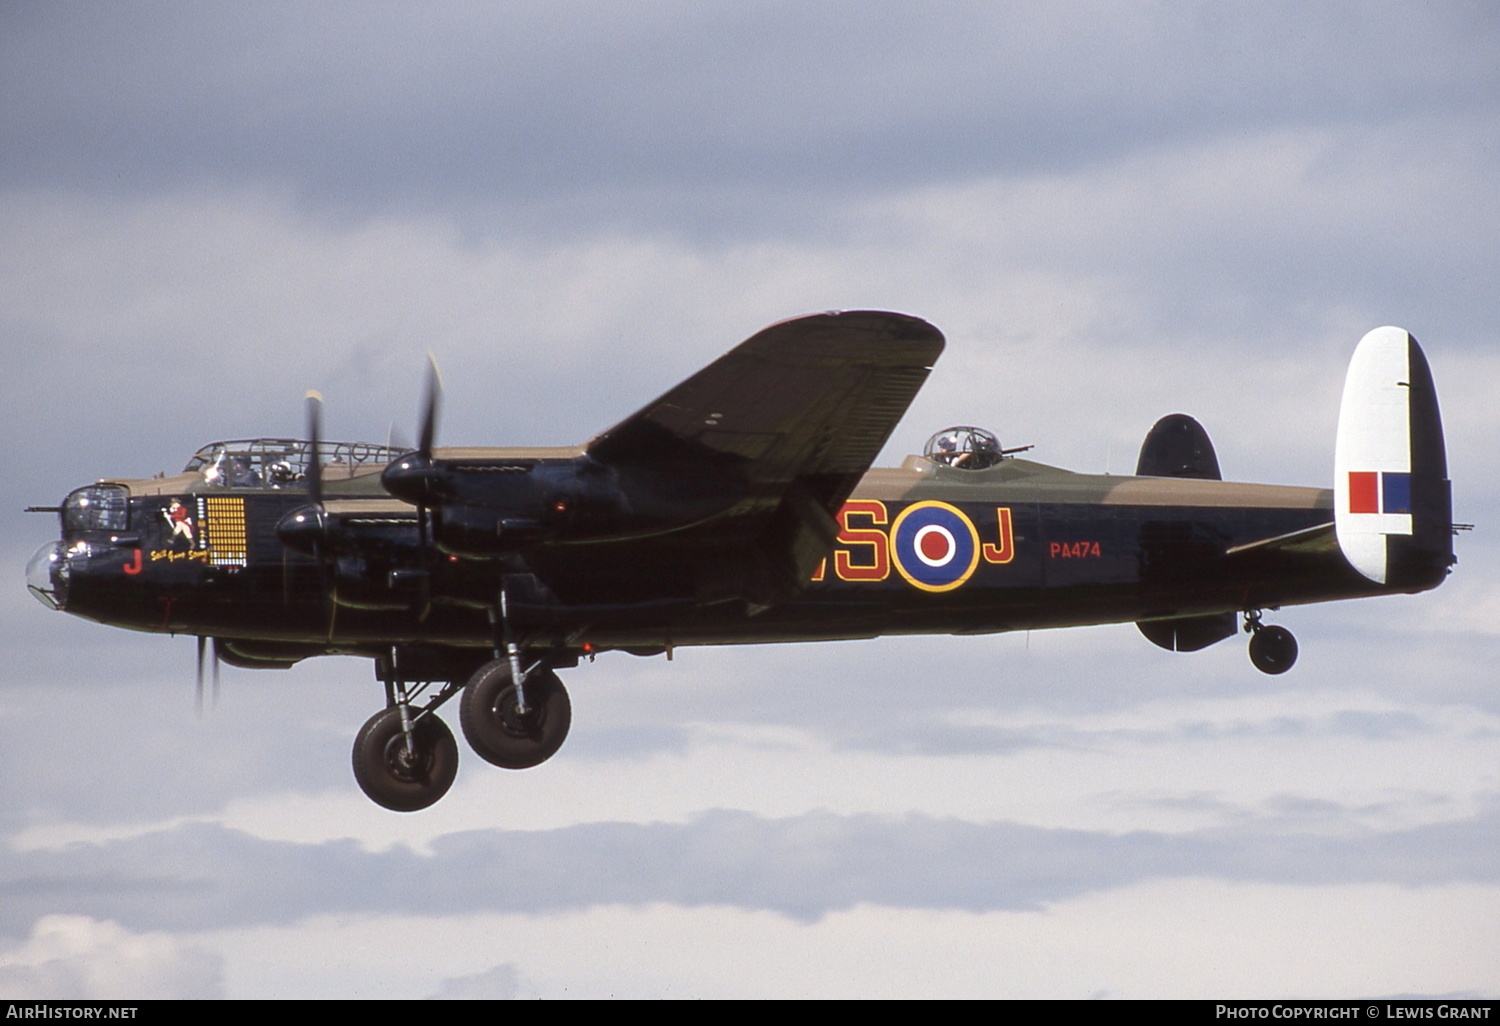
top-left (1248, 624), bottom-right (1298, 675)
top-left (460, 659), bottom-right (571, 769)
top-left (352, 706), bottom-right (458, 812)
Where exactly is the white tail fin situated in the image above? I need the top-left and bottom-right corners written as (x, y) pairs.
top-left (1333, 326), bottom-right (1452, 588)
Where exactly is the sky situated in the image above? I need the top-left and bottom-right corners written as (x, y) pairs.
top-left (2, 1), bottom-right (1498, 999)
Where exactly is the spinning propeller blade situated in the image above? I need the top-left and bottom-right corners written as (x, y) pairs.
top-left (305, 390), bottom-right (324, 508)
top-left (415, 356), bottom-right (442, 610)
top-left (273, 390), bottom-right (340, 631)
top-left (418, 353), bottom-right (442, 460)
top-left (305, 390), bottom-right (339, 633)
top-left (195, 635), bottom-right (206, 717)
top-left (383, 354), bottom-right (445, 551)
top-left (386, 421), bottom-right (410, 454)
top-left (194, 636), bottom-right (220, 716)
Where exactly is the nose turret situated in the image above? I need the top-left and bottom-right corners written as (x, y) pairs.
top-left (26, 540), bottom-right (69, 611)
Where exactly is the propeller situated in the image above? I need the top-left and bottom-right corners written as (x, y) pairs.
top-left (276, 392), bottom-right (332, 558)
top-left (375, 357), bottom-right (445, 618)
top-left (277, 374), bottom-right (446, 627)
top-left (381, 354), bottom-right (445, 545)
top-left (304, 391), bottom-right (337, 636)
top-left (275, 392), bottom-right (340, 636)
top-left (419, 353), bottom-right (441, 458)
top-left (305, 390), bottom-right (323, 509)
top-left (194, 635), bottom-right (220, 716)
top-left (386, 421), bottom-right (410, 454)
top-left (417, 354), bottom-right (442, 550)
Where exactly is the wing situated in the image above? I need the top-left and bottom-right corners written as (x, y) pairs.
top-left (588, 310), bottom-right (944, 506)
top-left (585, 310), bottom-right (945, 605)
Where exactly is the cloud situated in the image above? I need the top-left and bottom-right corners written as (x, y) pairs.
top-left (7, 125), bottom-right (1495, 523)
top-left (177, 883), bottom-right (1500, 998)
top-left (4, 804), bottom-right (1499, 937)
top-left (4, 2), bottom-right (1498, 229)
top-left (428, 963), bottom-right (524, 1000)
top-left (3, 1), bottom-right (1497, 998)
top-left (0, 915), bottom-right (223, 999)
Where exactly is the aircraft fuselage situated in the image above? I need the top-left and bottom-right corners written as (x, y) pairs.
top-left (32, 453), bottom-right (1398, 668)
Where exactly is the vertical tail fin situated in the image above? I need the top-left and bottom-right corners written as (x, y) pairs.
top-left (1333, 327), bottom-right (1453, 589)
top-left (1136, 413), bottom-right (1222, 480)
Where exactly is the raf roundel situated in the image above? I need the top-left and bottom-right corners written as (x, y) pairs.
top-left (890, 500), bottom-right (981, 592)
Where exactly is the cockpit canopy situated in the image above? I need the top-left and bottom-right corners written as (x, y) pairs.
top-left (923, 426), bottom-right (1005, 470)
top-left (182, 438), bottom-right (407, 490)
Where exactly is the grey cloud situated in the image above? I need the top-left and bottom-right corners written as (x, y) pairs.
top-left (4, 2), bottom-right (1498, 233)
top-left (3, 803), bottom-right (1498, 934)
top-left (2, 3), bottom-right (1496, 997)
top-left (428, 964), bottom-right (523, 1000)
top-left (0, 604), bottom-right (375, 830)
top-left (829, 706), bottom-right (1439, 758)
top-left (0, 915), bottom-right (225, 1000)
top-left (568, 724), bottom-right (694, 761)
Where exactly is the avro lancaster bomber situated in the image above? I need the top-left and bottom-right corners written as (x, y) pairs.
top-left (26, 312), bottom-right (1455, 810)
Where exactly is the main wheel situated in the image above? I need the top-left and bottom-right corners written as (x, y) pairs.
top-left (351, 706), bottom-right (459, 812)
top-left (1248, 624), bottom-right (1298, 675)
top-left (460, 660), bottom-right (571, 769)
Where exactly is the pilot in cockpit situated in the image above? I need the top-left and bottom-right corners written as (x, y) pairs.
top-left (203, 452), bottom-right (264, 488)
top-left (229, 455), bottom-right (263, 488)
top-left (266, 461), bottom-right (298, 487)
top-left (924, 426), bottom-right (1004, 470)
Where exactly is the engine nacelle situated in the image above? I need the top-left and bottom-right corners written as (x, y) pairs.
top-left (403, 454), bottom-right (740, 559)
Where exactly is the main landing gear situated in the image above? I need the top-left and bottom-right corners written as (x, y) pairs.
top-left (349, 657), bottom-right (575, 812)
top-left (460, 660), bottom-right (572, 769)
top-left (459, 583), bottom-right (572, 770)
top-left (350, 577), bottom-right (579, 810)
top-left (1244, 610), bottom-right (1298, 675)
top-left (352, 702), bottom-right (459, 813)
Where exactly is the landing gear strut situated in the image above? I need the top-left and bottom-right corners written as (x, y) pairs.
top-left (460, 581), bottom-right (574, 769)
top-left (1244, 610), bottom-right (1298, 675)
